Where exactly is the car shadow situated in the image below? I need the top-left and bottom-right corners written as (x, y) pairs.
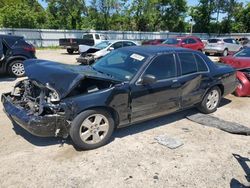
top-left (230, 154), bottom-right (250, 188)
top-left (60, 52), bottom-right (79, 55)
top-left (0, 75), bottom-right (17, 82)
top-left (10, 98), bottom-right (232, 148)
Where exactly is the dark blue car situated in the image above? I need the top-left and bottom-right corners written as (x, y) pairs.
top-left (0, 34), bottom-right (36, 77)
top-left (2, 46), bottom-right (237, 150)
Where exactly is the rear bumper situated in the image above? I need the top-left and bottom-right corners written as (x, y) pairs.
top-left (1, 93), bottom-right (68, 137)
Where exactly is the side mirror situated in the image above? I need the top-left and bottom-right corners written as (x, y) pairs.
top-left (139, 74), bottom-right (156, 85)
top-left (108, 47), bottom-right (114, 51)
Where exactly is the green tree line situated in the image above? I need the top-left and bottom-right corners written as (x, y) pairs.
top-left (0, 0), bottom-right (250, 33)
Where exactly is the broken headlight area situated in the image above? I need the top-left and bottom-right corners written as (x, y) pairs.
top-left (10, 79), bottom-right (63, 116)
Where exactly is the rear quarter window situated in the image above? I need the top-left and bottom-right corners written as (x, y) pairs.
top-left (194, 54), bottom-right (208, 72)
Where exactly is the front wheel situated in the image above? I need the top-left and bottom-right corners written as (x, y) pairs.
top-left (197, 86), bottom-right (221, 114)
top-left (67, 49), bottom-right (74, 54)
top-left (222, 49), bottom-right (228, 56)
top-left (70, 109), bottom-right (115, 150)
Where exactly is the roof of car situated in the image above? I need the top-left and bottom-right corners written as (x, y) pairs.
top-left (0, 34), bottom-right (23, 39)
top-left (122, 45), bottom-right (194, 55)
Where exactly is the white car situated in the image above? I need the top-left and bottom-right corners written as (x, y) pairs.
top-left (204, 38), bottom-right (243, 56)
top-left (76, 40), bottom-right (138, 64)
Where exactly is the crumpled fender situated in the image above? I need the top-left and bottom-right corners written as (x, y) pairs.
top-left (235, 71), bottom-right (250, 97)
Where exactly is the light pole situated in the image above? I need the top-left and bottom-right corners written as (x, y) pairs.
top-left (190, 18), bottom-right (193, 35)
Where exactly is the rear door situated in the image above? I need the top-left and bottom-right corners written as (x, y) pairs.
top-left (130, 53), bottom-right (181, 122)
top-left (177, 52), bottom-right (211, 108)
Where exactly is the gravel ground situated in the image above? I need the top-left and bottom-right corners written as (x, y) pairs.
top-left (0, 49), bottom-right (249, 188)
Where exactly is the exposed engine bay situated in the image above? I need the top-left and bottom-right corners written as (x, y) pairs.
top-left (10, 79), bottom-right (62, 116)
top-left (77, 48), bottom-right (101, 65)
top-left (9, 78), bottom-right (115, 116)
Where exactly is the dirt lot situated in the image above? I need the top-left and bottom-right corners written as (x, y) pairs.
top-left (0, 49), bottom-right (249, 188)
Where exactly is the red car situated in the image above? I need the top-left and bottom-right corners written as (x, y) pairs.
top-left (142, 39), bottom-right (165, 45)
top-left (220, 47), bottom-right (250, 96)
top-left (160, 36), bottom-right (204, 51)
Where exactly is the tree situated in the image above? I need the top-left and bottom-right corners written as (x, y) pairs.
top-left (45, 0), bottom-right (87, 29)
top-left (0, 1), bottom-right (46, 28)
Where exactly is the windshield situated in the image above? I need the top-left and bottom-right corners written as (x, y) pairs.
top-left (234, 48), bottom-right (250, 57)
top-left (94, 41), bottom-right (111, 49)
top-left (162, 38), bottom-right (180, 45)
top-left (92, 49), bottom-right (148, 81)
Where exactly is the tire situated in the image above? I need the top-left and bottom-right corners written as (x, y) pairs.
top-left (197, 86), bottom-right (221, 114)
top-left (70, 109), bottom-right (115, 150)
top-left (222, 49), bottom-right (228, 56)
top-left (8, 60), bottom-right (25, 77)
top-left (67, 49), bottom-right (74, 54)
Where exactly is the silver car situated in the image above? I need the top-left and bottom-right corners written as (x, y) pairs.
top-left (204, 38), bottom-right (243, 56)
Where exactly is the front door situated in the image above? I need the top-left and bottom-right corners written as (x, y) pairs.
top-left (130, 53), bottom-right (181, 123)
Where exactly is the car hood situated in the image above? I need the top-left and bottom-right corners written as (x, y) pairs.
top-left (24, 59), bottom-right (120, 99)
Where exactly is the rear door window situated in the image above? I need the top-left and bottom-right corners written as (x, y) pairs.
top-left (223, 39), bottom-right (232, 43)
top-left (144, 54), bottom-right (176, 80)
top-left (178, 53), bottom-right (197, 75)
top-left (188, 38), bottom-right (197, 44)
top-left (82, 34), bottom-right (93, 40)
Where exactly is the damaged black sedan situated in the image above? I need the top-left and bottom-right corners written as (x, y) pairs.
top-left (2, 46), bottom-right (237, 150)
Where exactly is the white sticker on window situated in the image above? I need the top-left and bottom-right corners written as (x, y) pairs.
top-left (130, 53), bottom-right (145, 61)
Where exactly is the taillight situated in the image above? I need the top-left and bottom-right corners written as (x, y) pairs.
top-left (70, 38), bottom-right (73, 43)
top-left (24, 46), bottom-right (36, 53)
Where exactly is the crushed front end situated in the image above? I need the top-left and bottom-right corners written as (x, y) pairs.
top-left (1, 79), bottom-right (70, 138)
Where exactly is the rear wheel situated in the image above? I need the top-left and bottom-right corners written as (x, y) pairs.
top-left (222, 49), bottom-right (228, 56)
top-left (8, 60), bottom-right (25, 77)
top-left (197, 86), bottom-right (221, 114)
top-left (70, 109), bottom-right (115, 150)
top-left (67, 49), bottom-right (74, 54)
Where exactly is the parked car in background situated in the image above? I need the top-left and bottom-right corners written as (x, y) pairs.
top-left (161, 36), bottom-right (204, 51)
top-left (2, 46), bottom-right (237, 150)
top-left (76, 40), bottom-right (138, 64)
top-left (220, 47), bottom-right (250, 97)
top-left (204, 38), bottom-right (242, 56)
top-left (59, 33), bottom-right (108, 54)
top-left (142, 39), bottom-right (165, 45)
top-left (235, 37), bottom-right (249, 46)
top-left (0, 34), bottom-right (36, 77)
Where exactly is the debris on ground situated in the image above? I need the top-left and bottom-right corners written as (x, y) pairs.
top-left (154, 135), bottom-right (183, 149)
top-left (187, 113), bottom-right (250, 135)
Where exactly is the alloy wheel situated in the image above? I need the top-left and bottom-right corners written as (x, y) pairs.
top-left (206, 89), bottom-right (219, 110)
top-left (11, 62), bottom-right (25, 76)
top-left (79, 114), bottom-right (110, 144)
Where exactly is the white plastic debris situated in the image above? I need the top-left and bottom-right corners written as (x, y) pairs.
top-left (154, 135), bottom-right (183, 149)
